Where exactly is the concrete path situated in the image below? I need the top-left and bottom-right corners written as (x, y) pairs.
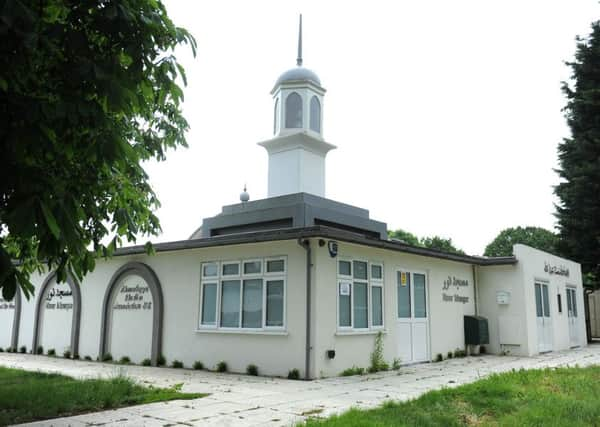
top-left (3, 345), bottom-right (600, 427)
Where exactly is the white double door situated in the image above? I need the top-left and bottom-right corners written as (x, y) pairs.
top-left (566, 287), bottom-right (579, 347)
top-left (396, 270), bottom-right (429, 364)
top-left (535, 282), bottom-right (553, 353)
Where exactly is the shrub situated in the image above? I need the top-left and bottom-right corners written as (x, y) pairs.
top-left (141, 358), bottom-right (152, 366)
top-left (340, 366), bottom-right (365, 376)
top-left (47, 348), bottom-right (56, 356)
top-left (435, 353), bottom-right (444, 362)
top-left (392, 358), bottom-right (401, 370)
top-left (447, 351), bottom-right (453, 359)
top-left (157, 354), bottom-right (166, 366)
top-left (454, 349), bottom-right (466, 358)
top-left (36, 346), bottom-right (44, 355)
top-left (246, 364), bottom-right (258, 376)
top-left (119, 356), bottom-right (131, 365)
top-left (193, 360), bottom-right (204, 370)
top-left (171, 360), bottom-right (184, 369)
top-left (84, 355), bottom-right (92, 361)
top-left (63, 350), bottom-right (71, 359)
top-left (369, 331), bottom-right (389, 373)
top-left (73, 354), bottom-right (80, 360)
top-left (216, 361), bottom-right (227, 373)
top-left (101, 353), bottom-right (112, 362)
top-left (0, 348), bottom-right (3, 352)
top-left (287, 368), bottom-right (300, 380)
top-left (19, 346), bottom-right (26, 354)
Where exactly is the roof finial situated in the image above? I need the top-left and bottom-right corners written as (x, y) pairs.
top-left (296, 14), bottom-right (303, 67)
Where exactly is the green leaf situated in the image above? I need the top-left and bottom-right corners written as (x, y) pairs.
top-left (39, 201), bottom-right (61, 239)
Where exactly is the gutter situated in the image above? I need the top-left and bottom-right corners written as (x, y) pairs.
top-left (297, 238), bottom-right (311, 380)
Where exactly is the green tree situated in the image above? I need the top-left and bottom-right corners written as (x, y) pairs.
top-left (0, 0), bottom-right (196, 300)
top-left (483, 226), bottom-right (558, 257)
top-left (388, 229), bottom-right (465, 254)
top-left (388, 229), bottom-right (420, 246)
top-left (555, 21), bottom-right (600, 288)
top-left (420, 236), bottom-right (465, 255)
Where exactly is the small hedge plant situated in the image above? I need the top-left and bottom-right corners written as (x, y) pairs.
top-left (246, 364), bottom-right (258, 376)
top-left (171, 360), bottom-right (184, 369)
top-left (36, 346), bottom-right (44, 355)
top-left (157, 354), bottom-right (166, 366)
top-left (141, 358), bottom-right (152, 366)
top-left (63, 350), bottom-right (71, 359)
top-left (340, 366), bottom-right (364, 376)
top-left (287, 368), bottom-right (300, 380)
top-left (84, 355), bottom-right (92, 361)
top-left (47, 348), bottom-right (56, 356)
top-left (101, 353), bottom-right (112, 362)
top-left (392, 358), bottom-right (401, 371)
top-left (19, 346), bottom-right (27, 354)
top-left (193, 360), bottom-right (204, 370)
top-left (119, 356), bottom-right (131, 365)
top-left (435, 353), bottom-right (444, 362)
top-left (216, 361), bottom-right (227, 373)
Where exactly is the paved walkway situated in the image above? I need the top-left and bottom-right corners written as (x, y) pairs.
top-left (3, 345), bottom-right (600, 427)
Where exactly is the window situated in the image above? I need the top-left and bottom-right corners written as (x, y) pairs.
top-left (337, 259), bottom-right (384, 330)
top-left (310, 96), bottom-right (321, 132)
top-left (557, 293), bottom-right (562, 313)
top-left (285, 92), bottom-right (303, 128)
top-left (200, 258), bottom-right (286, 330)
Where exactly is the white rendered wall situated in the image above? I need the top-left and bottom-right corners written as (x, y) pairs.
top-left (107, 275), bottom-right (153, 363)
top-left (0, 297), bottom-right (15, 349)
top-left (38, 279), bottom-right (73, 355)
top-left (513, 244), bottom-right (586, 354)
top-left (267, 148), bottom-right (325, 197)
top-left (311, 240), bottom-right (475, 378)
top-left (15, 241), bottom-right (307, 377)
top-left (478, 264), bottom-right (529, 356)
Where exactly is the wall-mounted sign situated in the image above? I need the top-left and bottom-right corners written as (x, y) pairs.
top-left (544, 262), bottom-right (569, 277)
top-left (339, 282), bottom-right (351, 296)
top-left (400, 272), bottom-right (407, 286)
top-left (496, 290), bottom-right (511, 305)
top-left (113, 280), bottom-right (152, 311)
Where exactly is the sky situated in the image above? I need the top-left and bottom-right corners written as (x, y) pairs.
top-left (142, 0), bottom-right (600, 256)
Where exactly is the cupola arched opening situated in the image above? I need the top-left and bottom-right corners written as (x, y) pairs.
top-left (285, 92), bottom-right (303, 128)
top-left (310, 96), bottom-right (321, 133)
top-left (274, 98), bottom-right (279, 134)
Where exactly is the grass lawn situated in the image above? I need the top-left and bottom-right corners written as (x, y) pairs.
top-left (0, 366), bottom-right (207, 426)
top-left (305, 366), bottom-right (600, 426)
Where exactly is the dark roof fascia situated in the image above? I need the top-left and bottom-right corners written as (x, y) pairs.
top-left (114, 225), bottom-right (517, 267)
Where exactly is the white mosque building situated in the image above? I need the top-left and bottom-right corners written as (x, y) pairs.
top-left (0, 17), bottom-right (587, 379)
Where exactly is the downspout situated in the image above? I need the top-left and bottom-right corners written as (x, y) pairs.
top-left (472, 265), bottom-right (478, 316)
top-left (297, 238), bottom-right (311, 380)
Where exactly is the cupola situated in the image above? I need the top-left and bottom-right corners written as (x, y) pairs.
top-left (259, 15), bottom-right (336, 198)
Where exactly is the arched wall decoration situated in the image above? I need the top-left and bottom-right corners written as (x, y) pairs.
top-left (11, 288), bottom-right (21, 351)
top-left (32, 272), bottom-right (81, 356)
top-left (99, 262), bottom-right (163, 366)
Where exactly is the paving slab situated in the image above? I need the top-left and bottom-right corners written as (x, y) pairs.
top-left (4, 344), bottom-right (600, 427)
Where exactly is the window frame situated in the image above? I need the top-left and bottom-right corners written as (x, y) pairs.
top-left (198, 258), bottom-right (286, 332)
top-left (336, 257), bottom-right (385, 332)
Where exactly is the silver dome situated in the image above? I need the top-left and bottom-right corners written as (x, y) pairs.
top-left (275, 66), bottom-right (321, 87)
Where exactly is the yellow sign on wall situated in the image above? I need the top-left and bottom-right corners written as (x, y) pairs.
top-left (401, 272), bottom-right (407, 286)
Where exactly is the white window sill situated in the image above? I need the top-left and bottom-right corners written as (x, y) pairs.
top-left (335, 329), bottom-right (387, 336)
top-left (195, 329), bottom-right (288, 336)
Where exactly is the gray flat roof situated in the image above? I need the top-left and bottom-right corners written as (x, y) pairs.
top-left (115, 225), bottom-right (517, 266)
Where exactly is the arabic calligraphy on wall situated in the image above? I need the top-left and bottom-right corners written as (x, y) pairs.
top-left (442, 276), bottom-right (470, 304)
top-left (544, 262), bottom-right (570, 277)
top-left (45, 284), bottom-right (74, 310)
